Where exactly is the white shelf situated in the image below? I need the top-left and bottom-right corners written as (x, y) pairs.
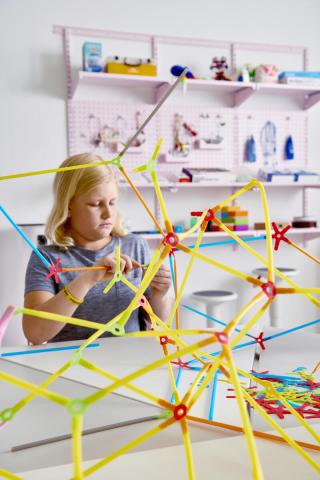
top-left (184, 79), bottom-right (320, 109)
top-left (72, 71), bottom-right (170, 99)
top-left (121, 182), bottom-right (320, 190)
top-left (72, 73), bottom-right (320, 108)
top-left (255, 82), bottom-right (320, 109)
top-left (183, 79), bottom-right (254, 106)
top-left (139, 227), bottom-right (320, 243)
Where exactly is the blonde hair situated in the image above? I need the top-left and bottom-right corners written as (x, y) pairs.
top-left (45, 153), bottom-right (126, 248)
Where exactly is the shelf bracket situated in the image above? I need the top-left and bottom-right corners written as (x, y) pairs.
top-left (304, 91), bottom-right (320, 110)
top-left (233, 86), bottom-right (254, 107)
top-left (155, 82), bottom-right (171, 103)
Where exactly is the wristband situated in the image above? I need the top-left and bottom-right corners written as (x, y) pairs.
top-left (62, 285), bottom-right (84, 306)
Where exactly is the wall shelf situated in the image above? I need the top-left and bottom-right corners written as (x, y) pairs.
top-left (255, 82), bottom-right (320, 110)
top-left (139, 227), bottom-right (320, 243)
top-left (71, 71), bottom-right (170, 101)
top-left (120, 181), bottom-right (320, 190)
top-left (72, 71), bottom-right (320, 109)
top-left (182, 79), bottom-right (254, 107)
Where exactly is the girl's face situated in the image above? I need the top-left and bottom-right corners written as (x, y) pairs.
top-left (68, 180), bottom-right (119, 249)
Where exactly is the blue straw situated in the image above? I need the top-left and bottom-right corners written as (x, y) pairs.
top-left (208, 371), bottom-right (219, 421)
top-left (0, 205), bottom-right (50, 268)
top-left (188, 317), bottom-right (320, 366)
top-left (0, 342), bottom-right (100, 358)
top-left (168, 253), bottom-right (175, 284)
top-left (182, 304), bottom-right (256, 339)
top-left (187, 235), bottom-right (266, 249)
top-left (263, 318), bottom-right (320, 341)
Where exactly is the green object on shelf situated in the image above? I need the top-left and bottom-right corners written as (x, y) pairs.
top-left (190, 217), bottom-right (198, 228)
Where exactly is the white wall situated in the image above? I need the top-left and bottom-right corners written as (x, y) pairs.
top-left (1, 0), bottom-right (320, 343)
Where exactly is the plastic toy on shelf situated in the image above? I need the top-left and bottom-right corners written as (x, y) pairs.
top-left (170, 65), bottom-right (196, 79)
top-left (210, 56), bottom-right (231, 81)
top-left (105, 56), bottom-right (157, 76)
top-left (82, 42), bottom-right (103, 72)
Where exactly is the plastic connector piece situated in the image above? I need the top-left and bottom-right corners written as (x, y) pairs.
top-left (163, 232), bottom-right (179, 247)
top-left (261, 281), bottom-right (276, 299)
top-left (272, 222), bottom-right (291, 251)
top-left (255, 332), bottom-right (266, 350)
top-left (139, 295), bottom-right (147, 307)
top-left (173, 403), bottom-right (187, 420)
top-left (45, 257), bottom-right (62, 284)
top-left (191, 209), bottom-right (215, 222)
top-left (215, 332), bottom-right (229, 345)
top-left (159, 336), bottom-right (169, 345)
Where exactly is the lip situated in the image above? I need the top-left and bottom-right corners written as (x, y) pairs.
top-left (99, 223), bottom-right (113, 228)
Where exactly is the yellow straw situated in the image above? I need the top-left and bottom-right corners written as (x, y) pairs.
top-left (72, 415), bottom-right (84, 480)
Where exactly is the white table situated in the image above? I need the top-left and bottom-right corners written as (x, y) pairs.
top-left (0, 330), bottom-right (319, 478)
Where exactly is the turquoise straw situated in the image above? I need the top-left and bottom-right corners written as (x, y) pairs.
top-left (0, 205), bottom-right (50, 268)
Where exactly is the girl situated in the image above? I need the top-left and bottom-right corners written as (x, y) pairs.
top-left (23, 153), bottom-right (171, 345)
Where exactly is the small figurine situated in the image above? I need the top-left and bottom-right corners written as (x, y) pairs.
top-left (254, 64), bottom-right (278, 83)
top-left (210, 56), bottom-right (231, 81)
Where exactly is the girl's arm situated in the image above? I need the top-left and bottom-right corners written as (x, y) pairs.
top-left (23, 270), bottom-right (99, 345)
top-left (23, 253), bottom-right (134, 345)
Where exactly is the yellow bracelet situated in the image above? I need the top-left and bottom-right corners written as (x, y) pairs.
top-left (62, 285), bottom-right (84, 306)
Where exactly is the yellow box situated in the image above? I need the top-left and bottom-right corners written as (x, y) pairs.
top-left (106, 62), bottom-right (157, 76)
top-left (221, 205), bottom-right (241, 212)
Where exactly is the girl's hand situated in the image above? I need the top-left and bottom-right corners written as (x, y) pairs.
top-left (150, 265), bottom-right (171, 297)
top-left (87, 253), bottom-right (134, 283)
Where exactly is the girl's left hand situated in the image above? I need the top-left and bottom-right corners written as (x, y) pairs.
top-left (150, 264), bottom-right (172, 296)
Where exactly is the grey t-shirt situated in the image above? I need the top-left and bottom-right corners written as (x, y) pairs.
top-left (25, 234), bottom-right (151, 342)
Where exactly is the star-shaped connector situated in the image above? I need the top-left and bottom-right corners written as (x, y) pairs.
top-left (45, 257), bottom-right (62, 283)
top-left (272, 222), bottom-right (291, 251)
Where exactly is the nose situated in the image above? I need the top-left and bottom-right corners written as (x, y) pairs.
top-left (101, 204), bottom-right (111, 219)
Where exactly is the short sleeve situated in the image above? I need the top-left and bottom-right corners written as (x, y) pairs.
top-left (138, 236), bottom-right (151, 266)
top-left (25, 250), bottom-right (58, 296)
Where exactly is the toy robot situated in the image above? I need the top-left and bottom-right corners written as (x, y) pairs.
top-left (210, 56), bottom-right (231, 81)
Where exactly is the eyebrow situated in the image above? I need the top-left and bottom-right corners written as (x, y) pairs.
top-left (88, 197), bottom-right (118, 202)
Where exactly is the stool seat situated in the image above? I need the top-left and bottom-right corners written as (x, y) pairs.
top-left (191, 290), bottom-right (238, 328)
top-left (252, 267), bottom-right (299, 278)
top-left (192, 290), bottom-right (238, 302)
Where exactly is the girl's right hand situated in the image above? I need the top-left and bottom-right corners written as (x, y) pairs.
top-left (86, 252), bottom-right (135, 284)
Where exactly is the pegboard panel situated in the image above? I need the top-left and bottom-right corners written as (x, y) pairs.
top-left (157, 105), bottom-right (235, 172)
top-left (68, 101), bottom-right (308, 175)
top-left (67, 100), bottom-right (157, 171)
top-left (235, 109), bottom-right (308, 169)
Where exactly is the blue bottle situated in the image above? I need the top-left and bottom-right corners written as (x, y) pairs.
top-left (245, 135), bottom-right (256, 162)
top-left (285, 135), bottom-right (294, 160)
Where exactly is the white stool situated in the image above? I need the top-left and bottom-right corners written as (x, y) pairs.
top-left (191, 290), bottom-right (238, 328)
top-left (252, 267), bottom-right (299, 327)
